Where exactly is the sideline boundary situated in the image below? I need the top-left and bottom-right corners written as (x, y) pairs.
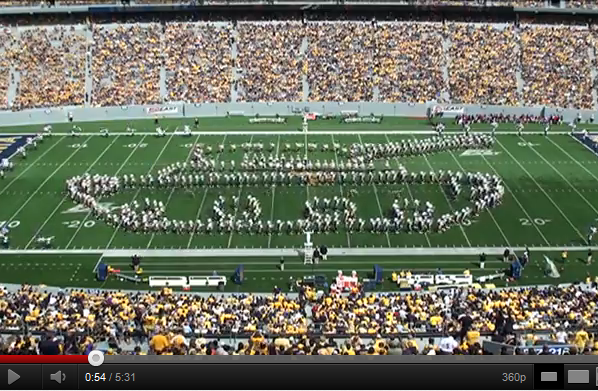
top-left (0, 246), bottom-right (594, 258)
top-left (0, 130), bottom-right (581, 137)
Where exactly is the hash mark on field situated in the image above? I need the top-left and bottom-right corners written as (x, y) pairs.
top-left (71, 263), bottom-right (82, 281)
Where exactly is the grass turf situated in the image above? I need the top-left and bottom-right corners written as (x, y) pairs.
top-left (2, 116), bottom-right (598, 291)
top-left (0, 251), bottom-right (593, 292)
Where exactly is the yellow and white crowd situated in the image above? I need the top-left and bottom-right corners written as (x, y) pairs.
top-left (0, 284), bottom-right (598, 355)
top-left (0, 13), bottom-right (595, 108)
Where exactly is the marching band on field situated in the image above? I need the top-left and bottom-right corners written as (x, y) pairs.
top-left (62, 134), bottom-right (505, 236)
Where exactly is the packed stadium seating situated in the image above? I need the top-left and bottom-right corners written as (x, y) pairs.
top-left (0, 284), bottom-right (597, 355)
top-left (0, 15), bottom-right (596, 109)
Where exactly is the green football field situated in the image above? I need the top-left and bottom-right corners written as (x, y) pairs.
top-left (1, 115), bottom-right (598, 291)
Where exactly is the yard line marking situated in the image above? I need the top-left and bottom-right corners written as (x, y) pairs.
top-left (357, 134), bottom-right (391, 248)
top-left (446, 148), bottom-right (510, 247)
top-left (0, 136), bottom-right (66, 197)
top-left (331, 134), bottom-right (352, 248)
top-left (25, 135), bottom-right (122, 249)
top-left (494, 137), bottom-right (585, 241)
top-left (104, 133), bottom-right (177, 249)
top-left (410, 135), bottom-right (472, 247)
top-left (267, 134), bottom-right (281, 249)
top-left (187, 134), bottom-right (228, 249)
top-left (65, 135), bottom-right (148, 250)
top-left (228, 134), bottom-right (255, 248)
top-left (477, 150), bottom-right (550, 246)
top-left (384, 134), bottom-right (431, 247)
top-left (520, 136), bottom-right (598, 215)
top-left (146, 128), bottom-right (196, 249)
top-left (3, 135), bottom-right (93, 239)
top-left (547, 136), bottom-right (598, 195)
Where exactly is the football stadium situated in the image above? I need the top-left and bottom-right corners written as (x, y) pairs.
top-left (0, 0), bottom-right (598, 356)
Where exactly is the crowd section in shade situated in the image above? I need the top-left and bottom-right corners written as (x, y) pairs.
top-left (0, 17), bottom-right (596, 109)
top-left (0, 284), bottom-right (598, 355)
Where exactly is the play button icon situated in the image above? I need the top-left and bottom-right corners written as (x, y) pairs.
top-left (7, 369), bottom-right (20, 385)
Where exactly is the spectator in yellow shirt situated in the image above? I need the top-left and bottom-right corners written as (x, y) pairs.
top-left (150, 332), bottom-right (170, 354)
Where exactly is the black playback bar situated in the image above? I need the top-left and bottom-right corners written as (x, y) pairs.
top-left (78, 363), bottom-right (534, 390)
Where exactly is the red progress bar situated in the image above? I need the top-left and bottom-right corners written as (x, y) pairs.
top-left (0, 355), bottom-right (88, 363)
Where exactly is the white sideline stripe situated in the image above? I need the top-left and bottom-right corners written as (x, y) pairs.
top-left (0, 246), bottom-right (595, 257)
top-left (24, 135), bottom-right (122, 249)
top-left (0, 131), bottom-right (583, 137)
top-left (104, 132), bottom-right (176, 249)
top-left (0, 136), bottom-right (67, 197)
top-left (3, 135), bottom-right (93, 231)
top-left (65, 135), bottom-right (148, 250)
top-left (494, 138), bottom-right (586, 241)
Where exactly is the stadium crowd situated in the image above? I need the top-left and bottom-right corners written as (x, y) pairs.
top-left (374, 23), bottom-right (445, 103)
top-left (91, 24), bottom-right (162, 106)
top-left (0, 283), bottom-right (597, 355)
top-left (163, 23), bottom-right (233, 103)
top-left (0, 19), bottom-right (594, 109)
top-left (11, 26), bottom-right (87, 110)
top-left (521, 25), bottom-right (594, 109)
top-left (447, 24), bottom-right (519, 106)
top-left (237, 22), bottom-right (304, 102)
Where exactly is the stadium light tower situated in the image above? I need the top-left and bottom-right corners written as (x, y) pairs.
top-left (303, 230), bottom-right (313, 265)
